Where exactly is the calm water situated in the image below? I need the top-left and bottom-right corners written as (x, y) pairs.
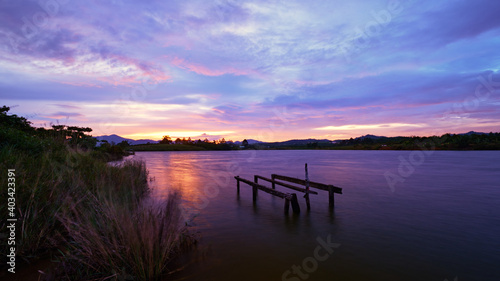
top-left (131, 150), bottom-right (500, 281)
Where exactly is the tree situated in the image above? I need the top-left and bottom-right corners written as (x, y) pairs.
top-left (307, 142), bottom-right (318, 148)
top-left (0, 106), bottom-right (33, 132)
top-left (117, 140), bottom-right (130, 147)
top-left (174, 138), bottom-right (182, 144)
top-left (160, 135), bottom-right (172, 144)
top-left (67, 126), bottom-right (92, 143)
top-left (242, 139), bottom-right (249, 148)
top-left (62, 126), bottom-right (96, 149)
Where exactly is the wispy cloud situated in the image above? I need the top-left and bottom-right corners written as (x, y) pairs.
top-left (1, 0), bottom-right (500, 140)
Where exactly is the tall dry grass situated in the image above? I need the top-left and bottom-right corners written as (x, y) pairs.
top-left (0, 144), bottom-right (193, 280)
top-left (58, 189), bottom-right (190, 280)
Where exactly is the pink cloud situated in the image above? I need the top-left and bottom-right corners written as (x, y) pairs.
top-left (212, 108), bottom-right (225, 114)
top-left (43, 112), bottom-right (84, 119)
top-left (104, 54), bottom-right (172, 85)
top-left (168, 56), bottom-right (250, 76)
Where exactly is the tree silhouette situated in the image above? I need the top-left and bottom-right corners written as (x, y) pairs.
top-left (0, 106), bottom-right (33, 132)
top-left (160, 135), bottom-right (172, 144)
top-left (117, 140), bottom-right (130, 147)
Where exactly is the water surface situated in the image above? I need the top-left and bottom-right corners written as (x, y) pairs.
top-left (132, 150), bottom-right (500, 281)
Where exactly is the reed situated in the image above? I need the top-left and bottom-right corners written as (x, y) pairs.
top-left (0, 144), bottom-right (193, 280)
top-left (57, 186), bottom-right (190, 280)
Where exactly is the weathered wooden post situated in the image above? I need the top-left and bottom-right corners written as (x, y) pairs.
top-left (304, 163), bottom-right (311, 210)
top-left (284, 198), bottom-right (290, 214)
top-left (271, 174), bottom-right (276, 189)
top-left (254, 175), bottom-right (258, 184)
top-left (253, 175), bottom-right (258, 201)
top-left (290, 193), bottom-right (300, 214)
top-left (328, 185), bottom-right (334, 208)
top-left (236, 176), bottom-right (240, 193)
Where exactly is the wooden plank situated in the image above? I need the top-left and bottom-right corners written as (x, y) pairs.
top-left (271, 174), bottom-right (342, 194)
top-left (254, 175), bottom-right (318, 195)
top-left (234, 176), bottom-right (290, 199)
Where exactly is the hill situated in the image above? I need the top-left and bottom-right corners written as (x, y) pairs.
top-left (95, 134), bottom-right (158, 145)
top-left (233, 139), bottom-right (262, 145)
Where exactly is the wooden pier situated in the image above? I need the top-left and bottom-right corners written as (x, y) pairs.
top-left (271, 174), bottom-right (342, 207)
top-left (234, 172), bottom-right (342, 214)
top-left (235, 176), bottom-right (301, 214)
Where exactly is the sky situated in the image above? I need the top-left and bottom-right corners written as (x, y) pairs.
top-left (1, 0), bottom-right (500, 141)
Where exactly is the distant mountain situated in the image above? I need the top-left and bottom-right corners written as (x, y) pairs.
top-left (354, 134), bottom-right (385, 140)
top-left (95, 134), bottom-right (158, 145)
top-left (130, 139), bottom-right (160, 145)
top-left (458, 131), bottom-right (488, 135)
top-left (234, 139), bottom-right (263, 145)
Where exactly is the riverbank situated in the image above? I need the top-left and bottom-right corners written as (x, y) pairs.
top-left (0, 107), bottom-right (194, 280)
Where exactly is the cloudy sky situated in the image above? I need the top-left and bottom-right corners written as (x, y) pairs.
top-left (1, 0), bottom-right (499, 141)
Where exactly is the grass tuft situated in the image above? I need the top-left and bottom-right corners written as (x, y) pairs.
top-left (58, 190), bottom-right (190, 280)
top-left (0, 144), bottom-right (194, 280)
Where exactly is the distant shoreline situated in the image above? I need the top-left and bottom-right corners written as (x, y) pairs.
top-left (119, 132), bottom-right (500, 151)
top-left (130, 143), bottom-right (500, 152)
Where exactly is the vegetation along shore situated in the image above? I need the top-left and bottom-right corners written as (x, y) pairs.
top-left (127, 132), bottom-right (500, 151)
top-left (0, 106), bottom-right (194, 280)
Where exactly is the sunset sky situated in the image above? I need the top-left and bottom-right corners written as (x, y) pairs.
top-left (1, 0), bottom-right (500, 141)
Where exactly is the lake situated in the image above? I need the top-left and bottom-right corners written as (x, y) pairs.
top-left (129, 150), bottom-right (500, 281)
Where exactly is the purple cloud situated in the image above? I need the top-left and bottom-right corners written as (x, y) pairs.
top-left (1, 0), bottom-right (500, 140)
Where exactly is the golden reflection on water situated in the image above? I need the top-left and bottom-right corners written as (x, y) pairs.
top-left (146, 153), bottom-right (208, 207)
